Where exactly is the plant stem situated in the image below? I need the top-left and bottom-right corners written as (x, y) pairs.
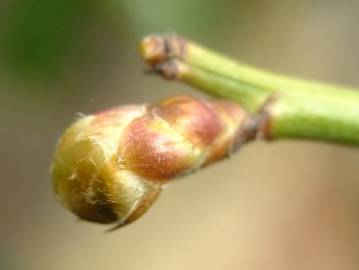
top-left (140, 35), bottom-right (359, 146)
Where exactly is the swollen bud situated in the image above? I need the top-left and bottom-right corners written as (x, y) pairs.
top-left (51, 96), bottom-right (250, 229)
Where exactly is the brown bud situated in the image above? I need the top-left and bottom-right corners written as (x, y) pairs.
top-left (51, 96), bottom-right (250, 229)
top-left (139, 34), bottom-right (186, 65)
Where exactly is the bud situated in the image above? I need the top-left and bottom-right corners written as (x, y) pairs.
top-left (51, 95), bottom-right (249, 229)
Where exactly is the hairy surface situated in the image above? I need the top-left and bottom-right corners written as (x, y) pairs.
top-left (52, 95), bottom-right (249, 228)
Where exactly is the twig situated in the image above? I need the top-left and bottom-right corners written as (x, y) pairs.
top-left (140, 34), bottom-right (359, 146)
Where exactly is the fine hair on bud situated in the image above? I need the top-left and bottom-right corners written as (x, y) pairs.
top-left (51, 95), bottom-right (250, 229)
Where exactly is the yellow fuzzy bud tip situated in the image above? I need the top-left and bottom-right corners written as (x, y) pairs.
top-left (51, 95), bottom-right (249, 229)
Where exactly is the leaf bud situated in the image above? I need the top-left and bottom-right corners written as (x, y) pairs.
top-left (51, 95), bottom-right (249, 228)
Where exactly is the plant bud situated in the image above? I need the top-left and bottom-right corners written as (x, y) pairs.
top-left (51, 95), bottom-right (249, 229)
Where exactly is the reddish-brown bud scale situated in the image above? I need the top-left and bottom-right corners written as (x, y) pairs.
top-left (52, 95), bottom-right (250, 228)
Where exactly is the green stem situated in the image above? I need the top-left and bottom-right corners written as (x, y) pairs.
top-left (140, 35), bottom-right (359, 146)
top-left (175, 60), bottom-right (270, 110)
top-left (186, 42), bottom-right (358, 94)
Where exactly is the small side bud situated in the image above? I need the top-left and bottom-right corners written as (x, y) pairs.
top-left (139, 34), bottom-right (187, 65)
top-left (51, 96), bottom-right (250, 229)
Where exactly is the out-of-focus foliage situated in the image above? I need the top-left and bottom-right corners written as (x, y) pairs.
top-left (0, 0), bottom-right (95, 79)
top-left (0, 0), bottom-right (229, 83)
top-left (116, 0), bottom-right (227, 37)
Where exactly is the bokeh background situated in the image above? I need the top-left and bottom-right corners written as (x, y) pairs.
top-left (1, 1), bottom-right (359, 269)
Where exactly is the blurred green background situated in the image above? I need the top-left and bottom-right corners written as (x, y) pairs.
top-left (1, 1), bottom-right (359, 269)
